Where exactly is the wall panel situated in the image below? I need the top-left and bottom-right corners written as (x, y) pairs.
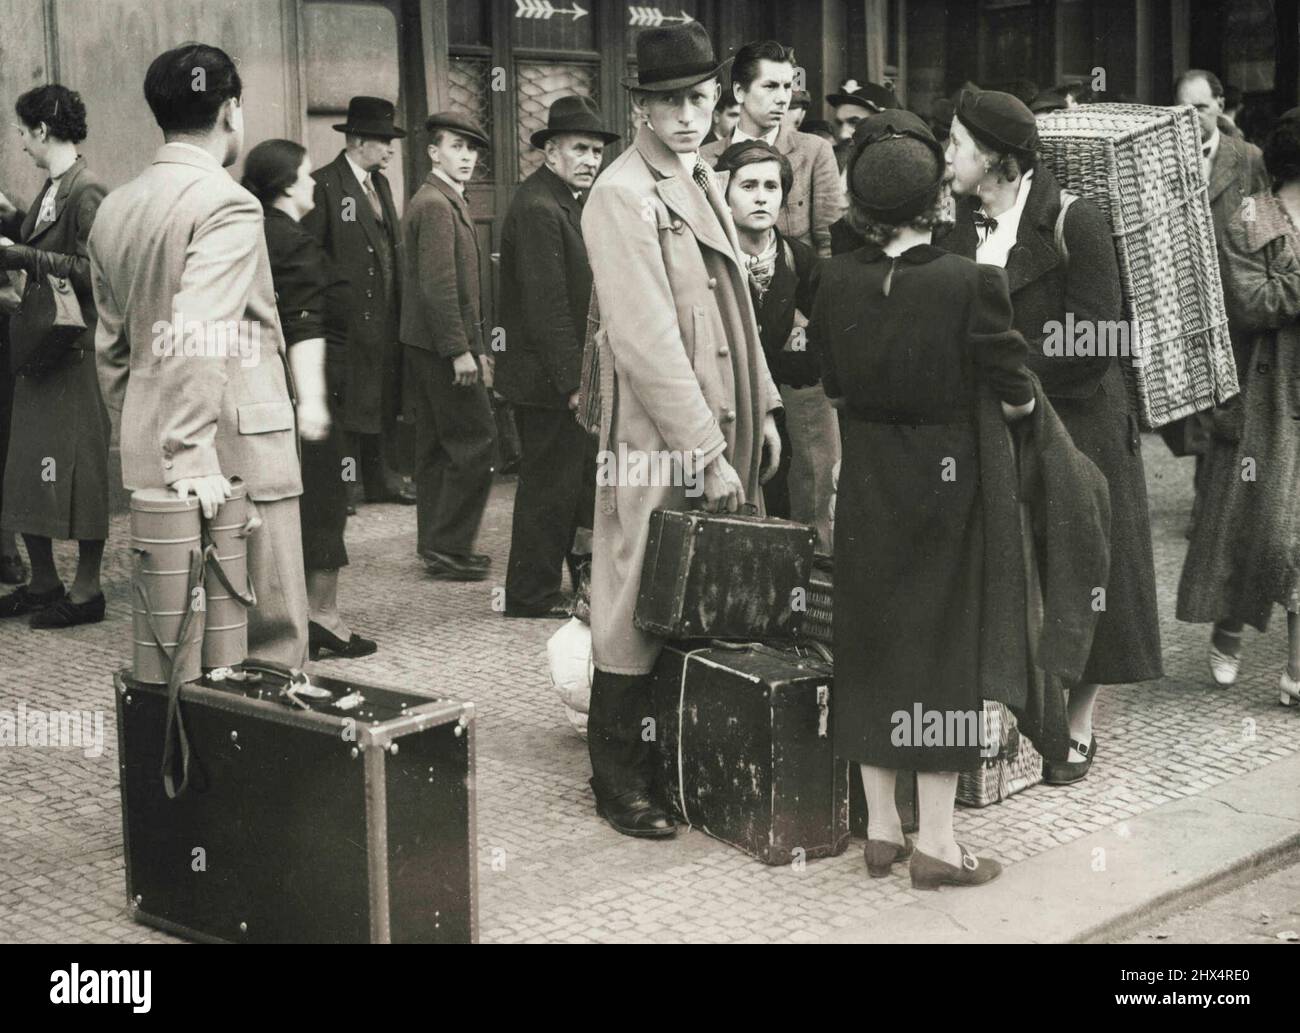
top-left (52, 0), bottom-right (296, 188)
top-left (0, 0), bottom-right (56, 211)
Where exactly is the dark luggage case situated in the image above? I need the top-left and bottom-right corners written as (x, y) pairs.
top-left (635, 508), bottom-right (817, 641)
top-left (649, 642), bottom-right (850, 865)
top-left (115, 665), bottom-right (477, 943)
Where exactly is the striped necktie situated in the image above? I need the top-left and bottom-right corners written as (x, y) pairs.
top-left (692, 158), bottom-right (712, 195)
top-left (363, 173), bottom-right (384, 222)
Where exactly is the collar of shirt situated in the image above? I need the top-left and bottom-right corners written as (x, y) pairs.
top-left (975, 169), bottom-right (1035, 268)
top-left (733, 124), bottom-right (780, 147)
top-left (1204, 127), bottom-right (1221, 162)
top-left (677, 150), bottom-right (701, 176)
top-left (431, 167), bottom-right (466, 197)
top-left (346, 153), bottom-right (375, 191)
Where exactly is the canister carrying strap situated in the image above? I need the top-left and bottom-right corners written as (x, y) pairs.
top-left (200, 521), bottom-right (257, 608)
top-left (132, 547), bottom-right (205, 800)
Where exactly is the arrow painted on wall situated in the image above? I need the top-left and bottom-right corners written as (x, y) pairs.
top-left (628, 7), bottom-right (695, 26)
top-left (515, 0), bottom-right (588, 20)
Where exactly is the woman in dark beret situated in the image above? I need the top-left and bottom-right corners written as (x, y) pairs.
top-left (812, 110), bottom-right (1035, 889)
top-left (242, 139), bottom-right (376, 660)
top-left (942, 87), bottom-right (1163, 785)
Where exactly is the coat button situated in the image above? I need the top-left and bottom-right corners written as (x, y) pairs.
top-left (718, 345), bottom-right (730, 356)
top-left (163, 460), bottom-right (173, 469)
top-left (366, 290), bottom-right (374, 299)
top-left (367, 246), bottom-right (375, 253)
top-left (720, 410), bottom-right (736, 424)
top-left (707, 277), bottom-right (717, 289)
top-left (369, 268), bottom-right (375, 276)
top-left (364, 312), bottom-right (371, 321)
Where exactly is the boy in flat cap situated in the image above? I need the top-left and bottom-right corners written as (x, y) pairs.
top-left (399, 112), bottom-right (496, 581)
top-left (581, 20), bottom-right (783, 838)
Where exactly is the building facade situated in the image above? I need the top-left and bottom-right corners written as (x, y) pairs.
top-left (0, 0), bottom-right (1292, 324)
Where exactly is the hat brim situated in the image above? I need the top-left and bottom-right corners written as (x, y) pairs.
top-left (530, 127), bottom-right (622, 150)
top-left (332, 123), bottom-right (408, 139)
top-left (426, 126), bottom-right (491, 149)
top-left (621, 57), bottom-right (731, 94)
top-left (825, 94), bottom-right (880, 112)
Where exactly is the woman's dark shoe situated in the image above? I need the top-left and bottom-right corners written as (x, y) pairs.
top-left (309, 621), bottom-right (378, 660)
top-left (864, 836), bottom-right (914, 878)
top-left (0, 583), bottom-right (66, 619)
top-left (30, 592), bottom-right (105, 629)
top-left (0, 555), bottom-right (27, 585)
top-left (592, 780), bottom-right (676, 839)
top-left (909, 844), bottom-right (1002, 891)
top-left (1042, 735), bottom-right (1097, 785)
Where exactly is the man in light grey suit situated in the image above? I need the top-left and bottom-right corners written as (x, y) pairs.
top-left (89, 42), bottom-right (308, 666)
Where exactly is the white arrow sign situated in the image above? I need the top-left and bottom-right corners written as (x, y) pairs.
top-left (628, 7), bottom-right (694, 27)
top-left (515, 0), bottom-right (588, 20)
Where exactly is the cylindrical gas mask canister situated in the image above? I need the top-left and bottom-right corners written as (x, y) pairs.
top-left (202, 481), bottom-right (253, 670)
top-left (130, 489), bottom-right (203, 686)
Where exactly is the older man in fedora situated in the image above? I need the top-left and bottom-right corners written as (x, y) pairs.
top-left (582, 21), bottom-right (783, 837)
top-left (496, 96), bottom-right (618, 618)
top-left (303, 96), bottom-right (414, 511)
top-left (399, 112), bottom-right (497, 581)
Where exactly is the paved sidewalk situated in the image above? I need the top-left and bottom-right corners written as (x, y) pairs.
top-left (1, 435), bottom-right (1298, 943)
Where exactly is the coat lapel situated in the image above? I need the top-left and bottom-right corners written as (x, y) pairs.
top-left (335, 153), bottom-right (389, 254)
top-left (1208, 135), bottom-right (1239, 203)
top-left (428, 174), bottom-right (479, 259)
top-left (635, 127), bottom-right (742, 270)
top-left (1004, 169), bottom-right (1063, 295)
top-left (539, 164), bottom-right (584, 233)
top-left (25, 157), bottom-right (85, 244)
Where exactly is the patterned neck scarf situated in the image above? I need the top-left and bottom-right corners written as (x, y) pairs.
top-left (744, 230), bottom-right (780, 299)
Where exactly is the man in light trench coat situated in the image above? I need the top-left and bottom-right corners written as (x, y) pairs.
top-left (581, 21), bottom-right (783, 838)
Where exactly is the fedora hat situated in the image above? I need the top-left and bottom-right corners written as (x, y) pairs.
top-left (333, 96), bottom-right (406, 139)
top-left (425, 110), bottom-right (490, 150)
top-left (530, 95), bottom-right (620, 149)
top-left (826, 79), bottom-right (899, 112)
top-left (622, 21), bottom-right (730, 92)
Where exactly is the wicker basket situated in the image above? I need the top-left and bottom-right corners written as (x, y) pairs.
top-left (800, 562), bottom-right (834, 649)
top-left (1036, 104), bottom-right (1239, 428)
top-left (956, 702), bottom-right (1043, 808)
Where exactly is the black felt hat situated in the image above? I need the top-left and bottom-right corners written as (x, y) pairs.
top-left (825, 79), bottom-right (899, 112)
top-left (333, 96), bottom-right (406, 139)
top-left (956, 87), bottom-right (1039, 155)
top-left (530, 95), bottom-right (620, 149)
top-left (622, 21), bottom-right (730, 92)
top-left (846, 110), bottom-right (946, 224)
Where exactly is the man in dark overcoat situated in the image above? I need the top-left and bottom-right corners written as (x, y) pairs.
top-left (495, 96), bottom-right (617, 617)
top-left (302, 96), bottom-right (413, 508)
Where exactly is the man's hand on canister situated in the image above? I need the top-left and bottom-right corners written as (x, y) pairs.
top-left (174, 474), bottom-right (233, 520)
top-left (451, 351), bottom-right (479, 387)
top-left (701, 454), bottom-right (744, 513)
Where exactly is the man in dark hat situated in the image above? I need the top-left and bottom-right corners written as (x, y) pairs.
top-left (581, 20), bottom-right (783, 838)
top-left (825, 78), bottom-right (899, 171)
top-left (303, 96), bottom-right (413, 512)
top-left (496, 96), bottom-right (617, 618)
top-left (399, 112), bottom-right (497, 581)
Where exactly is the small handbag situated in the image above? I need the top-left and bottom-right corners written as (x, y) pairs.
top-left (10, 271), bottom-right (86, 379)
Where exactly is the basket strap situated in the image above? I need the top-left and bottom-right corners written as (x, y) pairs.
top-left (200, 522), bottom-right (257, 608)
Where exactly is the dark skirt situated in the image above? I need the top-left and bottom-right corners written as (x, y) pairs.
top-left (299, 419), bottom-right (349, 571)
top-left (1050, 363), bottom-right (1163, 684)
top-left (1, 350), bottom-right (110, 540)
top-left (833, 417), bottom-right (984, 773)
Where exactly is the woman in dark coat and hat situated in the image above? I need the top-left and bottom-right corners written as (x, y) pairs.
top-left (812, 110), bottom-right (1035, 889)
top-left (942, 88), bottom-right (1163, 785)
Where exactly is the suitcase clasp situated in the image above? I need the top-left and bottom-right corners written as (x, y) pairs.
top-left (816, 684), bottom-right (829, 738)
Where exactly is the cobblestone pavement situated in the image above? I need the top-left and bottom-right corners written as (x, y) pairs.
top-left (1123, 853), bottom-right (1300, 945)
top-left (2, 435), bottom-right (1298, 943)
